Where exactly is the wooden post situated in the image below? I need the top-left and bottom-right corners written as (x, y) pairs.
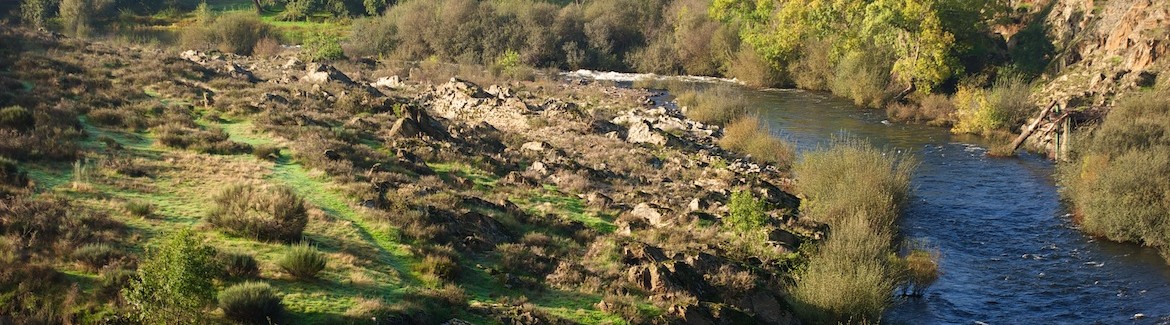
top-left (1009, 101), bottom-right (1059, 154)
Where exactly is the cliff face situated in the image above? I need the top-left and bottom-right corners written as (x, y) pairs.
top-left (1023, 0), bottom-right (1169, 157)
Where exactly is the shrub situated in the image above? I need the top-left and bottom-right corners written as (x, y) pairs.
top-left (719, 116), bottom-right (795, 169)
top-left (793, 138), bottom-right (915, 229)
top-left (0, 106), bottom-right (35, 132)
top-left (1060, 94), bottom-right (1170, 261)
top-left (829, 50), bottom-right (892, 109)
top-left (416, 253), bottom-right (459, 282)
top-left (207, 183), bottom-right (308, 242)
top-left (125, 200), bottom-right (153, 218)
top-left (345, 15), bottom-right (398, 57)
top-left (0, 156), bottom-right (28, 188)
top-left (302, 32), bottom-right (345, 62)
top-left (278, 243), bottom-right (327, 280)
top-left (952, 76), bottom-right (1033, 135)
top-left (726, 48), bottom-right (784, 88)
top-left (219, 281), bottom-right (284, 324)
top-left (899, 247), bottom-right (940, 297)
top-left (676, 86), bottom-right (750, 126)
top-left (252, 145), bottom-right (281, 161)
top-left (123, 228), bottom-right (219, 325)
top-left (791, 216), bottom-right (898, 323)
top-left (888, 93), bottom-right (957, 126)
top-left (73, 243), bottom-right (119, 270)
top-left (214, 13), bottom-right (275, 55)
top-left (87, 108), bottom-right (125, 127)
top-left (218, 251), bottom-right (260, 278)
top-left (725, 190), bottom-right (766, 232)
top-left (252, 37), bottom-right (283, 57)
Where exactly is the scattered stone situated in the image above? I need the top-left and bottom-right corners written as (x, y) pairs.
top-left (521, 141), bottom-right (551, 152)
top-left (371, 75), bottom-right (404, 89)
top-left (631, 203), bottom-right (670, 227)
top-left (303, 63), bottom-right (353, 85)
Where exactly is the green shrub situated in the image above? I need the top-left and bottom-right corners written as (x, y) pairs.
top-left (302, 32), bottom-right (345, 62)
top-left (73, 243), bottom-right (119, 270)
top-left (790, 139), bottom-right (917, 323)
top-left (727, 48), bottom-right (784, 88)
top-left (214, 13), bottom-right (275, 55)
top-left (125, 200), bottom-right (153, 218)
top-left (416, 253), bottom-right (459, 282)
top-left (719, 116), bottom-right (795, 169)
top-left (218, 281), bottom-right (284, 324)
top-left (725, 190), bottom-right (766, 232)
top-left (218, 251), bottom-right (259, 278)
top-left (793, 138), bottom-right (915, 229)
top-left (0, 106), bottom-right (35, 132)
top-left (207, 183), bottom-right (308, 242)
top-left (677, 86), bottom-right (750, 126)
top-left (1060, 94), bottom-right (1170, 261)
top-left (124, 228), bottom-right (219, 325)
top-left (278, 243), bottom-right (327, 280)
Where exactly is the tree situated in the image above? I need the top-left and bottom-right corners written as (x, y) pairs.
top-left (58, 0), bottom-right (92, 37)
top-left (123, 228), bottom-right (219, 325)
top-left (20, 0), bottom-right (51, 29)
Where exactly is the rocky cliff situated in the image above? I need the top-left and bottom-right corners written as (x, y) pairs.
top-left (1022, 0), bottom-right (1169, 156)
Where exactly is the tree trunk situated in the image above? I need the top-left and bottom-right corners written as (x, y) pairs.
top-left (252, 0), bottom-right (263, 14)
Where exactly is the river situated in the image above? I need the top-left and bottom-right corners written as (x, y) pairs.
top-left (737, 88), bottom-right (1170, 324)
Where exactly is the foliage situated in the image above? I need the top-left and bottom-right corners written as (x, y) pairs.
top-left (123, 228), bottom-right (219, 325)
top-left (302, 32), bottom-right (345, 62)
top-left (1060, 94), bottom-right (1170, 261)
top-left (20, 0), bottom-right (51, 29)
top-left (180, 12), bottom-right (275, 55)
top-left (676, 85), bottom-right (750, 126)
top-left (790, 139), bottom-right (916, 323)
top-left (73, 243), bottom-right (119, 270)
top-left (719, 115), bottom-right (794, 168)
top-left (207, 183), bottom-right (309, 242)
top-left (952, 76), bottom-right (1033, 135)
top-left (897, 244), bottom-right (940, 297)
top-left (0, 106), bottom-right (35, 132)
top-left (218, 281), bottom-right (284, 324)
top-left (725, 190), bottom-right (766, 232)
top-left (278, 243), bottom-right (327, 280)
top-left (219, 251), bottom-right (260, 278)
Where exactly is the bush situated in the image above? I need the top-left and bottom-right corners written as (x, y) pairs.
top-left (302, 32), bottom-right (345, 62)
top-left (123, 228), bottom-right (219, 324)
top-left (345, 15), bottom-right (398, 57)
top-left (790, 139), bottom-right (917, 323)
top-left (725, 190), bottom-right (766, 232)
top-left (829, 50), bottom-right (892, 109)
top-left (899, 247), bottom-right (940, 297)
top-left (1060, 94), bottom-right (1170, 261)
top-left (252, 144), bottom-right (281, 161)
top-left (0, 156), bottom-right (28, 188)
top-left (218, 281), bottom-right (284, 324)
top-left (793, 138), bottom-right (915, 229)
top-left (125, 200), bottom-right (153, 217)
top-left (416, 253), bottom-right (459, 282)
top-left (676, 86), bottom-right (750, 126)
top-left (727, 48), bottom-right (784, 88)
top-left (73, 243), bottom-right (119, 270)
top-left (252, 37), bottom-right (283, 57)
top-left (87, 108), bottom-right (125, 127)
top-left (278, 243), bottom-right (327, 280)
top-left (952, 76), bottom-right (1033, 135)
top-left (207, 183), bottom-right (308, 242)
top-left (887, 93), bottom-right (956, 126)
top-left (219, 251), bottom-right (260, 278)
top-left (214, 13), bottom-right (275, 55)
top-left (719, 116), bottom-right (795, 169)
top-left (0, 106), bottom-right (35, 132)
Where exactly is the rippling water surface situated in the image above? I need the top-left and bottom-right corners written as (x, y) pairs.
top-left (732, 88), bottom-right (1170, 324)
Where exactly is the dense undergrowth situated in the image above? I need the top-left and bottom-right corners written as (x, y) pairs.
top-left (1060, 92), bottom-right (1170, 262)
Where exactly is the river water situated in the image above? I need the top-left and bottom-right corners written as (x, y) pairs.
top-left (735, 88), bottom-right (1170, 324)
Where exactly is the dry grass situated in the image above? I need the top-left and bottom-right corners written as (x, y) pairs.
top-left (719, 116), bottom-right (795, 169)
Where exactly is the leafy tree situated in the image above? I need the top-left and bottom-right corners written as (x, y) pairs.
top-left (20, 0), bottom-right (51, 29)
top-left (123, 228), bottom-right (218, 325)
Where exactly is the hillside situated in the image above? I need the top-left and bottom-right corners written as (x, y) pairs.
top-left (0, 26), bottom-right (840, 323)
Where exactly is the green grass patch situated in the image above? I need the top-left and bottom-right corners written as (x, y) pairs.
top-left (512, 185), bottom-right (616, 234)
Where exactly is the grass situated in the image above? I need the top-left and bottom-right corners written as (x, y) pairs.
top-left (512, 184), bottom-right (617, 234)
top-left (719, 115), bottom-right (795, 169)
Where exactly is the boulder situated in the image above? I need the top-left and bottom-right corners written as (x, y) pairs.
top-left (622, 242), bottom-right (669, 265)
top-left (372, 75), bottom-right (404, 89)
top-left (739, 290), bottom-right (796, 325)
top-left (521, 141), bottom-right (551, 152)
top-left (626, 120), bottom-right (671, 146)
top-left (303, 63), bottom-right (353, 85)
top-left (388, 117), bottom-right (422, 138)
top-left (631, 203), bottom-right (671, 227)
top-left (766, 228), bottom-right (800, 248)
